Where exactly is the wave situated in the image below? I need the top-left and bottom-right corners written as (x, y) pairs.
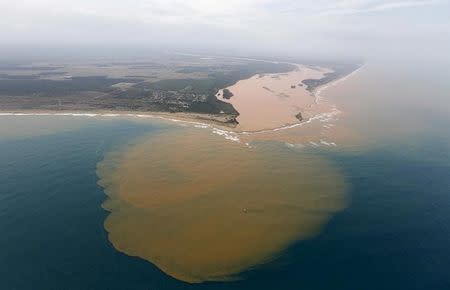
top-left (211, 128), bottom-right (240, 143)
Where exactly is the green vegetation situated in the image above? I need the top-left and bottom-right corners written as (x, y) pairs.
top-left (0, 76), bottom-right (142, 96)
top-left (302, 63), bottom-right (360, 92)
top-left (222, 89), bottom-right (233, 99)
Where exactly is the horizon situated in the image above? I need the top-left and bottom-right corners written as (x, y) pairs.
top-left (1, 0), bottom-right (449, 62)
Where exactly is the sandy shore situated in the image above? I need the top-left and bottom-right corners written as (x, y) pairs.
top-left (216, 64), bottom-right (332, 132)
top-left (0, 109), bottom-right (238, 129)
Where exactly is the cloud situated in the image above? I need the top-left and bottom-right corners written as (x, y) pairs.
top-left (283, 0), bottom-right (442, 16)
top-left (0, 0), bottom-right (448, 59)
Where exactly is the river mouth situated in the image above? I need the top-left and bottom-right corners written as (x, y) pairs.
top-left (217, 64), bottom-right (332, 132)
top-left (97, 128), bottom-right (348, 283)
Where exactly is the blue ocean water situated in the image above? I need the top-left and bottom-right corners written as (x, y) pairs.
top-left (0, 116), bottom-right (449, 290)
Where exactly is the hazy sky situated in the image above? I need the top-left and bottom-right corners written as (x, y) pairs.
top-left (1, 0), bottom-right (449, 60)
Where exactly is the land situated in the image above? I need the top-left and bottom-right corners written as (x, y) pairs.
top-left (0, 54), bottom-right (359, 128)
top-left (0, 54), bottom-right (294, 127)
top-left (221, 88), bottom-right (234, 99)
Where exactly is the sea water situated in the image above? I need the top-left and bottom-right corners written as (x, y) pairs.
top-left (1, 60), bottom-right (449, 290)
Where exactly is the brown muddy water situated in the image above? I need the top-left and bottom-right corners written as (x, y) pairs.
top-left (96, 128), bottom-right (347, 283)
top-left (217, 65), bottom-right (329, 132)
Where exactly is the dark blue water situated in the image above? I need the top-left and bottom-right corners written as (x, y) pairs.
top-left (1, 118), bottom-right (449, 290)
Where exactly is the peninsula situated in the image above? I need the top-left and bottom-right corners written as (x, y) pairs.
top-left (0, 54), bottom-right (359, 129)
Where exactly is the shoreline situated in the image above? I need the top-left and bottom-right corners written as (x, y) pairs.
top-left (0, 109), bottom-right (237, 129)
top-left (0, 64), bottom-right (362, 140)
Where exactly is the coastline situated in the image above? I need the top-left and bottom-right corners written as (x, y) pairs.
top-left (0, 63), bottom-right (362, 141)
top-left (0, 109), bottom-right (237, 129)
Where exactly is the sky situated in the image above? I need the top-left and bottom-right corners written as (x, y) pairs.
top-left (1, 0), bottom-right (449, 60)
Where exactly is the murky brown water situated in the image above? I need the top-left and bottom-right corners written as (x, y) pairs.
top-left (217, 65), bottom-right (329, 132)
top-left (97, 128), bottom-right (347, 283)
